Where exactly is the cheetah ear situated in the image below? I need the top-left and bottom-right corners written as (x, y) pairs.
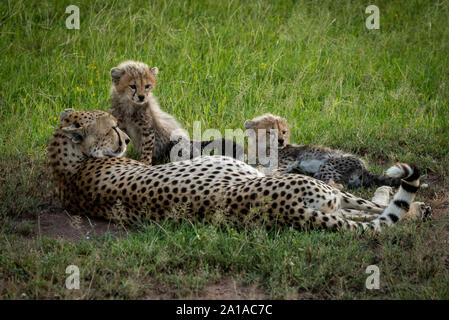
top-left (244, 120), bottom-right (254, 129)
top-left (62, 124), bottom-right (84, 144)
top-left (59, 109), bottom-right (75, 122)
top-left (110, 67), bottom-right (124, 85)
top-left (150, 67), bottom-right (159, 76)
top-left (279, 116), bottom-right (290, 128)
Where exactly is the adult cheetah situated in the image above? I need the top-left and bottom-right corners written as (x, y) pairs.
top-left (48, 109), bottom-right (422, 232)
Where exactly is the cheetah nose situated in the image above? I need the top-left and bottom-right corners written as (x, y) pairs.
top-left (278, 138), bottom-right (284, 145)
top-left (125, 138), bottom-right (130, 145)
top-left (138, 95), bottom-right (145, 101)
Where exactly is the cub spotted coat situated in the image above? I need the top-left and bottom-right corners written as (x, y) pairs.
top-left (245, 113), bottom-right (401, 188)
top-left (110, 60), bottom-right (188, 165)
top-left (110, 60), bottom-right (244, 164)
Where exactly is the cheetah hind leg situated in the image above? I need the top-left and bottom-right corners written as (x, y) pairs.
top-left (339, 202), bottom-right (432, 223)
top-left (337, 187), bottom-right (431, 223)
top-left (335, 186), bottom-right (392, 221)
top-left (263, 162), bottom-right (420, 232)
top-left (371, 186), bottom-right (431, 221)
top-left (336, 163), bottom-right (420, 231)
top-left (336, 209), bottom-right (379, 222)
top-left (281, 207), bottom-right (375, 232)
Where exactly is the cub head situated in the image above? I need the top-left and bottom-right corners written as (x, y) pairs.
top-left (110, 60), bottom-right (158, 105)
top-left (244, 113), bottom-right (290, 148)
top-left (57, 109), bottom-right (130, 159)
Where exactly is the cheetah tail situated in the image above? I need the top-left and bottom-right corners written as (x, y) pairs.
top-left (337, 164), bottom-right (421, 232)
top-left (369, 163), bottom-right (421, 229)
top-left (292, 164), bottom-right (421, 233)
top-left (360, 171), bottom-right (400, 188)
top-left (340, 163), bottom-right (420, 214)
top-left (360, 162), bottom-right (416, 188)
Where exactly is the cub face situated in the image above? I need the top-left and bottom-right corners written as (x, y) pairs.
top-left (59, 109), bottom-right (130, 158)
top-left (110, 60), bottom-right (159, 105)
top-left (244, 113), bottom-right (290, 148)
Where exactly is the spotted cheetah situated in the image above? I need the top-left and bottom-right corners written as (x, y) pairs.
top-left (244, 113), bottom-right (290, 158)
top-left (245, 113), bottom-right (401, 188)
top-left (48, 109), bottom-right (422, 232)
top-left (110, 60), bottom-right (244, 165)
top-left (110, 60), bottom-right (188, 165)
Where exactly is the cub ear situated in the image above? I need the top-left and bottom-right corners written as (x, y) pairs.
top-left (244, 120), bottom-right (254, 129)
top-left (110, 67), bottom-right (124, 84)
top-left (59, 109), bottom-right (75, 122)
top-left (62, 124), bottom-right (84, 144)
top-left (150, 67), bottom-right (159, 76)
top-left (283, 118), bottom-right (291, 129)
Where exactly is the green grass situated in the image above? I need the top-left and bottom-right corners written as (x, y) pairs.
top-left (2, 221), bottom-right (448, 299)
top-left (1, 0), bottom-right (449, 299)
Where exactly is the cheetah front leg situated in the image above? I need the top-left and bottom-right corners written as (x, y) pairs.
top-left (139, 123), bottom-right (155, 165)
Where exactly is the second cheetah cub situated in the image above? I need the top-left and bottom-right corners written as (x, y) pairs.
top-left (110, 60), bottom-right (188, 165)
top-left (245, 113), bottom-right (402, 189)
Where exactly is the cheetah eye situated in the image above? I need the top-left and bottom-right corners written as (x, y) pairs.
top-left (282, 130), bottom-right (287, 134)
top-left (145, 84), bottom-right (151, 89)
top-left (129, 85), bottom-right (136, 90)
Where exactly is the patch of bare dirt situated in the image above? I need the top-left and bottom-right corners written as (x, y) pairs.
top-left (34, 205), bottom-right (126, 241)
top-left (196, 277), bottom-right (266, 300)
top-left (143, 276), bottom-right (267, 300)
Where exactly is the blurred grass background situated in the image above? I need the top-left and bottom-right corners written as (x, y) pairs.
top-left (1, 0), bottom-right (448, 170)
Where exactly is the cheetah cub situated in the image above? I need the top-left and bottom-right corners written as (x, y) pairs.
top-left (245, 113), bottom-right (401, 189)
top-left (244, 113), bottom-right (290, 157)
top-left (110, 60), bottom-right (245, 164)
top-left (110, 60), bottom-right (189, 165)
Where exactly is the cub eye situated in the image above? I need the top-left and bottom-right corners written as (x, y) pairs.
top-left (145, 84), bottom-right (151, 89)
top-left (282, 130), bottom-right (287, 134)
top-left (129, 85), bottom-right (136, 90)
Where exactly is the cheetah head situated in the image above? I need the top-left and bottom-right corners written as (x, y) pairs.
top-left (244, 113), bottom-right (290, 148)
top-left (58, 109), bottom-right (130, 158)
top-left (110, 60), bottom-right (158, 105)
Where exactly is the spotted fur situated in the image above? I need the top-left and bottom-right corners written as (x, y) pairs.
top-left (48, 110), bottom-right (421, 233)
top-left (110, 60), bottom-right (188, 165)
top-left (110, 60), bottom-right (244, 164)
top-left (246, 114), bottom-right (401, 188)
